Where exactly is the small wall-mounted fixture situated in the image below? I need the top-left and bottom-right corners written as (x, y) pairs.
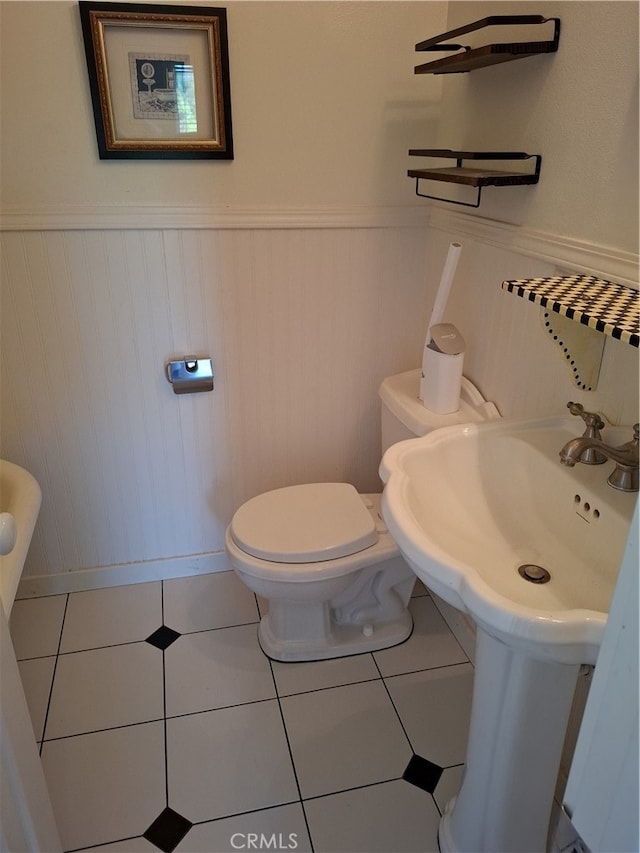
top-left (166, 357), bottom-right (214, 394)
top-left (408, 150), bottom-right (541, 208)
top-left (414, 15), bottom-right (561, 76)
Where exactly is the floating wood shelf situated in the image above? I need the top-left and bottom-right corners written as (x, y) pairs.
top-left (415, 15), bottom-right (561, 75)
top-left (502, 275), bottom-right (640, 348)
top-left (408, 150), bottom-right (541, 208)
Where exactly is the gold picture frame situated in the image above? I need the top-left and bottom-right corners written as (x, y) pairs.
top-left (79, 2), bottom-right (233, 159)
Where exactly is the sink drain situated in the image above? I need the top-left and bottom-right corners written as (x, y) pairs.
top-left (518, 564), bottom-right (551, 584)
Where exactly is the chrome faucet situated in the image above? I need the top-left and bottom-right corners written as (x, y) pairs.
top-left (559, 420), bottom-right (639, 492)
top-left (565, 402), bottom-right (607, 464)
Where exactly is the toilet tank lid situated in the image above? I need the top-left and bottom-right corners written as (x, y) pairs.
top-left (229, 483), bottom-right (378, 564)
top-left (378, 368), bottom-right (500, 436)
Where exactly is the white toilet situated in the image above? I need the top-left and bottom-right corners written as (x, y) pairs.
top-left (225, 369), bottom-right (499, 662)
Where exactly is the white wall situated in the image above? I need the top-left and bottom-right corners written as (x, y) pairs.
top-left (0, 1), bottom-right (446, 583)
top-left (1, 226), bottom-right (430, 580)
top-left (0, 0), bottom-right (444, 210)
top-left (435, 1), bottom-right (639, 252)
top-left (418, 0), bottom-right (638, 422)
top-left (1, 0), bottom-right (638, 588)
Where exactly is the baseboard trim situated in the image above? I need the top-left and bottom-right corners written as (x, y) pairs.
top-left (18, 549), bottom-right (479, 666)
top-left (16, 551), bottom-right (230, 599)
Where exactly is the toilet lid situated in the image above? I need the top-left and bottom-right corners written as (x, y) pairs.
top-left (229, 483), bottom-right (378, 563)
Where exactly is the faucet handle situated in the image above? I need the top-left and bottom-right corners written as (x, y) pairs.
top-left (566, 402), bottom-right (607, 464)
top-left (567, 402), bottom-right (605, 432)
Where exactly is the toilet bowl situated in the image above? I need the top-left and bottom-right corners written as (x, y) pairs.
top-left (225, 485), bottom-right (414, 660)
top-left (226, 369), bottom-right (499, 662)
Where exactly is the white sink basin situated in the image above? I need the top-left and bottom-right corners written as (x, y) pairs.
top-left (0, 459), bottom-right (41, 617)
top-left (380, 414), bottom-right (638, 852)
top-left (380, 415), bottom-right (636, 665)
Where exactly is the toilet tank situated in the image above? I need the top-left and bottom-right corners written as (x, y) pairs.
top-left (378, 369), bottom-right (500, 454)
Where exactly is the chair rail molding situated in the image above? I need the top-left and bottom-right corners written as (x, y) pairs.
top-left (2, 202), bottom-right (636, 287)
top-left (428, 206), bottom-right (639, 289)
top-left (0, 204), bottom-right (431, 232)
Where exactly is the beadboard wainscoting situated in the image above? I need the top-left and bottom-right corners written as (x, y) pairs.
top-left (422, 219), bottom-right (638, 428)
top-left (2, 208), bottom-right (637, 596)
top-left (1, 219), bottom-right (432, 590)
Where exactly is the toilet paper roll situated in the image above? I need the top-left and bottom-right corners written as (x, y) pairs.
top-left (420, 345), bottom-right (464, 414)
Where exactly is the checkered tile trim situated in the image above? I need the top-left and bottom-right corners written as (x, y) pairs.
top-left (502, 275), bottom-right (639, 348)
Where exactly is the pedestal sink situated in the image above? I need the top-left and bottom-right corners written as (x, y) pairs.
top-left (379, 416), bottom-right (637, 853)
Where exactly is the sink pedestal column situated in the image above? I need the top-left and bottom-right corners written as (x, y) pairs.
top-left (439, 626), bottom-right (580, 853)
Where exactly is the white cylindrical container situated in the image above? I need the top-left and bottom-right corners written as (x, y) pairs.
top-left (419, 345), bottom-right (464, 414)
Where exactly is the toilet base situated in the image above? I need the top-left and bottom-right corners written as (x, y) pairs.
top-left (257, 609), bottom-right (413, 662)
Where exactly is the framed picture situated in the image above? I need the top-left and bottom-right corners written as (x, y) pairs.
top-left (79, 2), bottom-right (233, 159)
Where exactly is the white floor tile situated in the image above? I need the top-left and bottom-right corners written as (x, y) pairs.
top-left (167, 700), bottom-right (299, 823)
top-left (304, 778), bottom-right (441, 852)
top-left (175, 803), bottom-right (312, 852)
top-left (280, 680), bottom-right (412, 800)
top-left (431, 592), bottom-right (477, 663)
top-left (385, 663), bottom-right (474, 768)
top-left (74, 839), bottom-right (157, 852)
top-left (46, 642), bottom-right (164, 738)
top-left (16, 656), bottom-right (56, 742)
top-left (271, 652), bottom-right (379, 697)
top-left (165, 625), bottom-right (275, 716)
top-left (15, 574), bottom-right (475, 853)
top-left (434, 764), bottom-right (465, 814)
top-left (60, 582), bottom-right (163, 652)
top-left (373, 597), bottom-right (468, 677)
top-left (163, 572), bottom-right (259, 633)
top-left (9, 595), bottom-right (66, 659)
top-left (41, 721), bottom-right (165, 852)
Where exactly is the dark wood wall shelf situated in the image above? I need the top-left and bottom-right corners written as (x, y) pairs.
top-left (408, 150), bottom-right (541, 208)
top-left (409, 16), bottom-right (558, 206)
top-left (415, 15), bottom-right (561, 75)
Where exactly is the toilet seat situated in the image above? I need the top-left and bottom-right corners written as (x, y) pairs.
top-left (229, 482), bottom-right (378, 563)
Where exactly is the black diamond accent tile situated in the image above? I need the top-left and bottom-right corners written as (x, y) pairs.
top-left (145, 625), bottom-right (181, 650)
top-left (402, 753), bottom-right (444, 794)
top-left (144, 806), bottom-right (192, 852)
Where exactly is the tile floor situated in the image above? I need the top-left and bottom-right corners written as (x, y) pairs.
top-left (10, 571), bottom-right (475, 853)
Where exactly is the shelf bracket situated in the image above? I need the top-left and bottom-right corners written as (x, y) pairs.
top-left (540, 308), bottom-right (605, 391)
top-left (412, 179), bottom-right (484, 208)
